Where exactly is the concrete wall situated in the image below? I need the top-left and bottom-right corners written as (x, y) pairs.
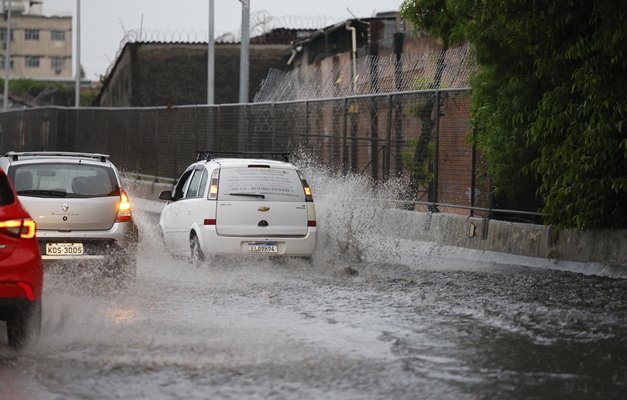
top-left (359, 208), bottom-right (627, 278)
top-left (99, 42), bottom-right (292, 107)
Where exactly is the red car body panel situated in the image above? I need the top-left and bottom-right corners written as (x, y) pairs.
top-left (0, 170), bottom-right (43, 304)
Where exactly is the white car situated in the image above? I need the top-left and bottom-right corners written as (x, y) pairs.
top-left (158, 152), bottom-right (317, 265)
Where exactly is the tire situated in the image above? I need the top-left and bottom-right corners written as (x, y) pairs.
top-left (190, 234), bottom-right (205, 268)
top-left (7, 302), bottom-right (42, 348)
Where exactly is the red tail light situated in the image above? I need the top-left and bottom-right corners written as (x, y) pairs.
top-left (116, 190), bottom-right (132, 222)
top-left (204, 219), bottom-right (216, 225)
top-left (308, 220), bottom-right (317, 227)
top-left (0, 218), bottom-right (36, 239)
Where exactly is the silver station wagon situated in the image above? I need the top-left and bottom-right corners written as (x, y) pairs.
top-left (159, 151), bottom-right (317, 265)
top-left (0, 151), bottom-right (139, 283)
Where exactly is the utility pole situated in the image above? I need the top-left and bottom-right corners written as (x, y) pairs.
top-left (207, 0), bottom-right (214, 104)
top-left (3, 0), bottom-right (12, 111)
top-left (237, 0), bottom-right (250, 151)
top-left (75, 0), bottom-right (80, 108)
top-left (238, 0), bottom-right (249, 104)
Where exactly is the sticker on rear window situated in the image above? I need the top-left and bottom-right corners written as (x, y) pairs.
top-left (219, 168), bottom-right (304, 202)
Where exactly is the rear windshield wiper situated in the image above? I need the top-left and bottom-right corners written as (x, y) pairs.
top-left (229, 193), bottom-right (265, 199)
top-left (17, 189), bottom-right (67, 197)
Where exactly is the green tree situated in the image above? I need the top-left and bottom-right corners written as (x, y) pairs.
top-left (401, 0), bottom-right (627, 231)
top-left (525, 1), bottom-right (627, 231)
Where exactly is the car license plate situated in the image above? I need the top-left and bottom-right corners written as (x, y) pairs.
top-left (248, 243), bottom-right (277, 253)
top-left (46, 243), bottom-right (84, 256)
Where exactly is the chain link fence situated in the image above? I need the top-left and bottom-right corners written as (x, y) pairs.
top-left (0, 88), bottom-right (502, 218)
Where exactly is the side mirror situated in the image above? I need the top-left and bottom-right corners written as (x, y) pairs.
top-left (159, 190), bottom-right (173, 201)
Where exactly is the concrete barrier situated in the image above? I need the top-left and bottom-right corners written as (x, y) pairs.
top-left (361, 210), bottom-right (627, 279)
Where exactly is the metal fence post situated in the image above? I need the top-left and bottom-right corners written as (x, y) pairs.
top-left (154, 109), bottom-right (159, 177)
top-left (471, 140), bottom-right (476, 217)
top-left (217, 104), bottom-right (221, 151)
top-left (350, 101), bottom-right (358, 173)
top-left (305, 101), bottom-right (309, 142)
top-left (394, 94), bottom-right (403, 178)
top-left (271, 102), bottom-right (276, 151)
top-left (433, 89), bottom-right (440, 206)
top-left (342, 97), bottom-right (348, 174)
top-left (384, 94), bottom-right (392, 181)
top-left (370, 96), bottom-right (379, 181)
top-left (244, 103), bottom-right (253, 151)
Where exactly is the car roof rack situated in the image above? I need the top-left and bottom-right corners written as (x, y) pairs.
top-left (195, 151), bottom-right (290, 163)
top-left (4, 151), bottom-right (110, 163)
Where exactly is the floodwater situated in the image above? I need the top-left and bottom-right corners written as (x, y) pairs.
top-left (1, 169), bottom-right (626, 399)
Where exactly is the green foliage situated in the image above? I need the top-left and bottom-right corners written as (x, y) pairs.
top-left (401, 0), bottom-right (627, 231)
top-left (0, 77), bottom-right (70, 94)
top-left (525, 1), bottom-right (627, 231)
top-left (400, 0), bottom-right (472, 49)
top-left (80, 86), bottom-right (101, 107)
top-left (402, 138), bottom-right (434, 186)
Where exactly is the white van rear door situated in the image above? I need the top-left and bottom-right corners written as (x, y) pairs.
top-left (215, 166), bottom-right (308, 237)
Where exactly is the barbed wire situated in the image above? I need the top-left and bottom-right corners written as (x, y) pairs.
top-left (250, 12), bottom-right (342, 37)
top-left (253, 43), bottom-right (474, 102)
top-left (106, 11), bottom-right (342, 78)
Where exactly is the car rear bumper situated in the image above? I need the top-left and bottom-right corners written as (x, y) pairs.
top-left (0, 243), bottom-right (44, 301)
top-left (36, 220), bottom-right (138, 261)
top-left (199, 226), bottom-right (317, 257)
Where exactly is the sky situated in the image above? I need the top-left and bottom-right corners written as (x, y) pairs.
top-left (42, 0), bottom-right (404, 80)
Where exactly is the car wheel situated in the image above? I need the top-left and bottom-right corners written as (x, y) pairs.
top-left (190, 234), bottom-right (205, 268)
top-left (7, 302), bottom-right (42, 348)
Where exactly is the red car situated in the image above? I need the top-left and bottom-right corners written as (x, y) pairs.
top-left (0, 169), bottom-right (43, 347)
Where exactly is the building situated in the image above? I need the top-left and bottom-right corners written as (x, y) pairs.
top-left (0, 0), bottom-right (73, 81)
top-left (97, 29), bottom-right (313, 107)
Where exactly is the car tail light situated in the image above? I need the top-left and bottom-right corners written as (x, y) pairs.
top-left (204, 219), bottom-right (216, 225)
top-left (297, 171), bottom-right (314, 202)
top-left (0, 218), bottom-right (36, 239)
top-left (208, 169), bottom-right (220, 200)
top-left (308, 220), bottom-right (316, 227)
top-left (116, 190), bottom-right (132, 222)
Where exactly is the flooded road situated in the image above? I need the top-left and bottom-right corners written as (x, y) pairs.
top-left (1, 215), bottom-right (626, 399)
top-left (1, 167), bottom-right (627, 399)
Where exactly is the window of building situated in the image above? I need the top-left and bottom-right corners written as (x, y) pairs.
top-left (25, 29), bottom-right (40, 41)
top-left (0, 29), bottom-right (14, 42)
top-left (25, 56), bottom-right (40, 68)
top-left (0, 56), bottom-right (14, 69)
top-left (51, 57), bottom-right (65, 71)
top-left (51, 30), bottom-right (66, 41)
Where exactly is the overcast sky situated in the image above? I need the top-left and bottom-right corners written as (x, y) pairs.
top-left (42, 0), bottom-right (404, 80)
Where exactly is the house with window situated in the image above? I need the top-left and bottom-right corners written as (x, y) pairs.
top-left (0, 0), bottom-right (72, 80)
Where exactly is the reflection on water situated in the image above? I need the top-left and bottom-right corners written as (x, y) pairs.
top-left (106, 306), bottom-right (137, 324)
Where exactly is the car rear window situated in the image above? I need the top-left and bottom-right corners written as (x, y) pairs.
top-left (9, 163), bottom-right (119, 198)
top-left (218, 167), bottom-right (305, 202)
